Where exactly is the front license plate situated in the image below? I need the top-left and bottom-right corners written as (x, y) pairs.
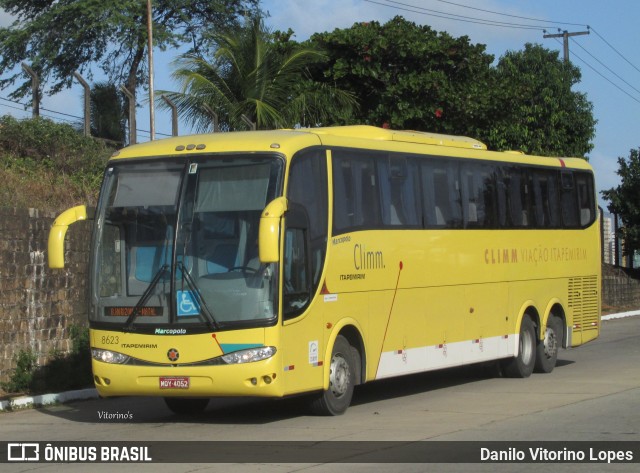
top-left (159, 376), bottom-right (190, 389)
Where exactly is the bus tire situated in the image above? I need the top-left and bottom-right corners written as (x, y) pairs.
top-left (310, 335), bottom-right (355, 416)
top-left (164, 397), bottom-right (209, 415)
top-left (501, 316), bottom-right (536, 378)
top-left (534, 315), bottom-right (563, 373)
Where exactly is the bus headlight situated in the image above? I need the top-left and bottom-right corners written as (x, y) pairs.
top-left (221, 346), bottom-right (276, 364)
top-left (92, 348), bottom-right (130, 364)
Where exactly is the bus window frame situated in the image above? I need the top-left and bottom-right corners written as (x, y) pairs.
top-left (330, 148), bottom-right (597, 235)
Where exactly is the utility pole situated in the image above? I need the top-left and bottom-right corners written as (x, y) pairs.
top-left (543, 29), bottom-right (590, 62)
top-left (147, 0), bottom-right (156, 140)
top-left (120, 85), bottom-right (136, 145)
top-left (74, 72), bottom-right (91, 137)
top-left (21, 63), bottom-right (39, 118)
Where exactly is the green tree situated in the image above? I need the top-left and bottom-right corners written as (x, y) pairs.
top-left (90, 82), bottom-right (125, 144)
top-left (307, 18), bottom-right (595, 157)
top-left (487, 43), bottom-right (596, 156)
top-left (602, 148), bottom-right (640, 263)
top-left (0, 0), bottom-right (259, 104)
top-left (307, 16), bottom-right (495, 133)
top-left (162, 18), bottom-right (356, 131)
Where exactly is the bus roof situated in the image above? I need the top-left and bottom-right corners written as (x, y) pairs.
top-left (110, 125), bottom-right (591, 170)
top-left (298, 125), bottom-right (487, 150)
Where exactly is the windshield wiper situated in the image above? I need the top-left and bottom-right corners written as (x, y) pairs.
top-left (178, 262), bottom-right (219, 331)
top-left (124, 265), bottom-right (168, 331)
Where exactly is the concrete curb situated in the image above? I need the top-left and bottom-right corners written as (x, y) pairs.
top-left (601, 310), bottom-right (640, 321)
top-left (0, 311), bottom-right (637, 413)
top-left (0, 387), bottom-right (98, 412)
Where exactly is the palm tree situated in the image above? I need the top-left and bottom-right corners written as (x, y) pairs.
top-left (160, 17), bottom-right (356, 131)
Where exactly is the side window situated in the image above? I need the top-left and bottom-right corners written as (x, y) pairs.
top-left (378, 156), bottom-right (420, 226)
top-left (422, 159), bottom-right (461, 228)
top-left (283, 227), bottom-right (310, 318)
top-left (495, 167), bottom-right (508, 228)
top-left (531, 170), bottom-right (561, 228)
top-left (288, 150), bottom-right (328, 290)
top-left (286, 151), bottom-right (328, 317)
top-left (576, 173), bottom-right (596, 227)
top-left (332, 152), bottom-right (381, 232)
top-left (504, 167), bottom-right (531, 228)
top-left (560, 172), bottom-right (579, 228)
top-left (460, 162), bottom-right (497, 228)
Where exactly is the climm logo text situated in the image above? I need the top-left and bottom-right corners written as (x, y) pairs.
top-left (354, 244), bottom-right (385, 270)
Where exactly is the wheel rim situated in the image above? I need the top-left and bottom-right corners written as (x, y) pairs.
top-left (543, 326), bottom-right (558, 360)
top-left (329, 352), bottom-right (350, 398)
top-left (520, 327), bottom-right (534, 364)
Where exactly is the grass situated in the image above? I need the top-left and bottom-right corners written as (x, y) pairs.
top-left (1, 325), bottom-right (92, 396)
top-left (0, 115), bottom-right (112, 211)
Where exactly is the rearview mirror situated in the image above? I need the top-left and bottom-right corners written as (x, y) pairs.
top-left (259, 197), bottom-right (288, 263)
top-left (48, 205), bottom-right (90, 269)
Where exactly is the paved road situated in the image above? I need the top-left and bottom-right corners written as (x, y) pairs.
top-left (1, 316), bottom-right (639, 472)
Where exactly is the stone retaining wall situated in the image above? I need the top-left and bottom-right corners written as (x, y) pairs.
top-left (0, 207), bottom-right (90, 384)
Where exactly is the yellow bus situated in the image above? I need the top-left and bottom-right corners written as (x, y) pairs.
top-left (49, 126), bottom-right (600, 415)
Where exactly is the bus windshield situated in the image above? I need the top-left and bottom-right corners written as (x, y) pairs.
top-left (90, 155), bottom-right (284, 333)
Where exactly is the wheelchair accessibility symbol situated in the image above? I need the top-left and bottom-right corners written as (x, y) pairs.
top-left (177, 290), bottom-right (200, 317)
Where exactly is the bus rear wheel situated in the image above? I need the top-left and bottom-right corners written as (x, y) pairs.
top-left (310, 335), bottom-right (355, 416)
top-left (164, 397), bottom-right (209, 415)
top-left (534, 315), bottom-right (563, 373)
top-left (502, 316), bottom-right (536, 378)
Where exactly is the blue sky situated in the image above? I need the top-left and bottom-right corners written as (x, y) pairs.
top-left (260, 0), bottom-right (640, 207)
top-left (2, 0), bottom-right (639, 207)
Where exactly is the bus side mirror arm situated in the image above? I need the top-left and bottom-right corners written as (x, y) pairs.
top-left (259, 197), bottom-right (288, 263)
top-left (48, 205), bottom-right (93, 269)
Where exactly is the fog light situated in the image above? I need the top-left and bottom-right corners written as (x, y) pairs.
top-left (263, 375), bottom-right (272, 384)
top-left (250, 377), bottom-right (257, 385)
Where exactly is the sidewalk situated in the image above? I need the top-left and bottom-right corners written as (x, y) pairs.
top-left (601, 309), bottom-right (640, 320)
top-left (0, 387), bottom-right (98, 412)
top-left (1, 310), bottom-right (639, 413)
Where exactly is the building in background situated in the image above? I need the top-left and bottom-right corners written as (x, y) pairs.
top-left (602, 214), bottom-right (615, 264)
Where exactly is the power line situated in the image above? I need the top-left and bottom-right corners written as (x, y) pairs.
top-left (428, 0), bottom-right (588, 28)
top-left (0, 101), bottom-right (30, 114)
top-left (41, 107), bottom-right (83, 121)
top-left (0, 96), bottom-right (77, 124)
top-left (363, 0), bottom-right (556, 30)
top-left (572, 52), bottom-right (640, 106)
top-left (547, 38), bottom-right (640, 106)
top-left (570, 38), bottom-right (640, 98)
top-left (589, 27), bottom-right (640, 76)
top-left (1, 95), bottom-right (173, 138)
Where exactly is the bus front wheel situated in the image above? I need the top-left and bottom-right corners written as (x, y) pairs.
top-left (534, 315), bottom-right (563, 373)
top-left (310, 335), bottom-right (355, 416)
top-left (502, 316), bottom-right (536, 378)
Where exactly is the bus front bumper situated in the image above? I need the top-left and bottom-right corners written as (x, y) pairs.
top-left (91, 357), bottom-right (284, 398)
